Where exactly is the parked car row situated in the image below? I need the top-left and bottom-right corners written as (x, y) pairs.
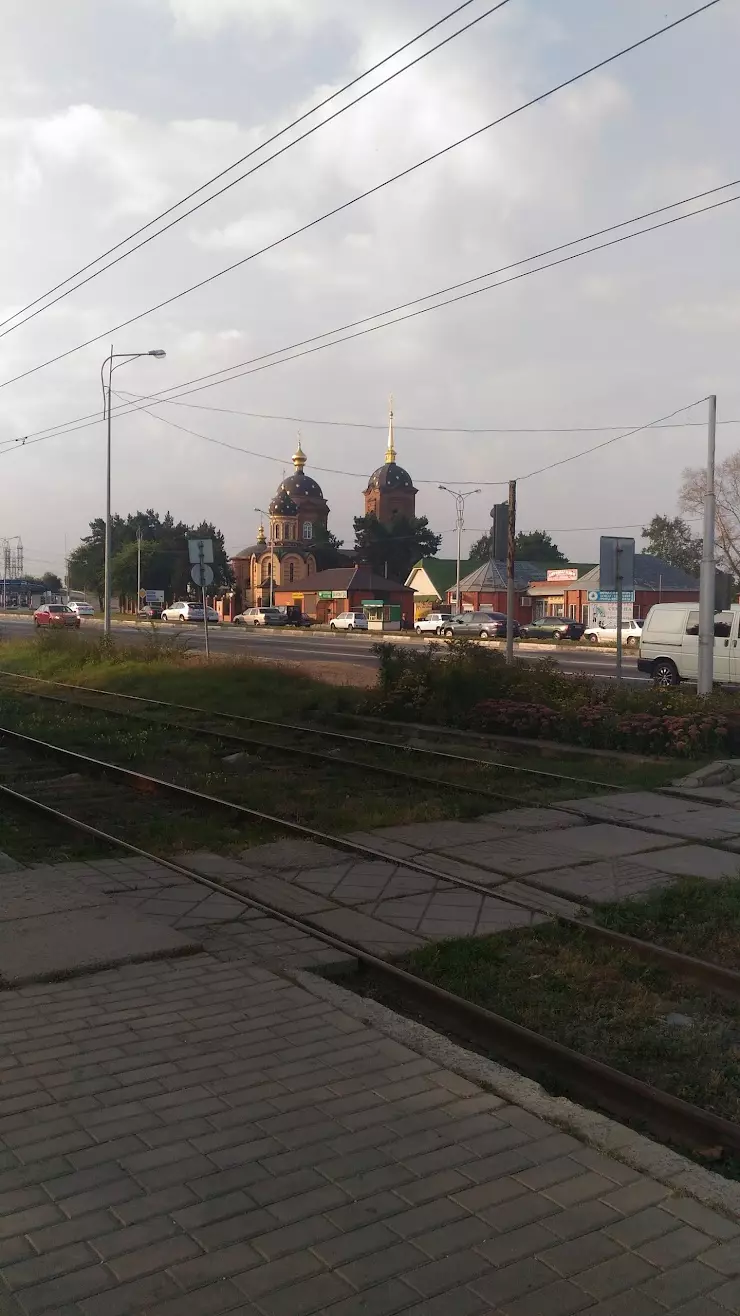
top-left (413, 612), bottom-right (645, 644)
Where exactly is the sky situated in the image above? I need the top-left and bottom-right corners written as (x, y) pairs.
top-left (0, 0), bottom-right (738, 577)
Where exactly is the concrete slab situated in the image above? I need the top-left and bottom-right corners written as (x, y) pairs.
top-left (0, 849), bottom-right (22, 873)
top-left (496, 880), bottom-right (583, 919)
top-left (631, 844), bottom-right (740, 881)
top-left (369, 819), bottom-right (511, 850)
top-left (0, 905), bottom-right (200, 984)
top-left (238, 839), bottom-right (352, 869)
top-left (0, 871), bottom-right (105, 921)
top-left (444, 824), bottom-right (675, 879)
top-left (559, 792), bottom-right (693, 820)
top-left (356, 887), bottom-right (543, 938)
top-left (310, 906), bottom-right (426, 955)
top-left (477, 807), bottom-right (584, 831)
top-left (522, 859), bottom-right (680, 905)
top-left (635, 806), bottom-right (740, 843)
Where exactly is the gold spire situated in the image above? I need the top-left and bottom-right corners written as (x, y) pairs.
top-left (292, 433), bottom-right (307, 470)
top-left (385, 394), bottom-right (396, 464)
top-left (256, 521), bottom-right (266, 545)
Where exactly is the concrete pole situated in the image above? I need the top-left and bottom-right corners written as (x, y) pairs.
top-left (615, 545), bottom-right (623, 683)
top-left (697, 394), bottom-right (717, 695)
top-left (506, 480), bottom-right (516, 663)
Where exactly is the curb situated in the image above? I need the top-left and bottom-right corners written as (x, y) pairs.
top-left (291, 968), bottom-right (740, 1220)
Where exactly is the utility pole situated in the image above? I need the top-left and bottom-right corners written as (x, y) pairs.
top-left (506, 480), bottom-right (517, 663)
top-left (136, 529), bottom-right (143, 616)
top-left (697, 393), bottom-right (717, 696)
top-left (439, 485), bottom-right (480, 615)
top-left (615, 542), bottom-right (623, 683)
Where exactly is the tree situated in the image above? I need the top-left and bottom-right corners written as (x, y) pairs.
top-left (353, 514), bottom-right (442, 583)
top-left (310, 524), bottom-right (344, 568)
top-left (40, 571), bottom-right (63, 593)
top-left (68, 509), bottom-right (234, 610)
top-left (679, 455), bottom-right (740, 578)
top-left (468, 527), bottom-right (566, 566)
top-left (641, 514), bottom-right (702, 577)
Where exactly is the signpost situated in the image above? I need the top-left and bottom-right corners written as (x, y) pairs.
top-left (599, 537), bottom-right (635, 682)
top-left (188, 538), bottom-right (214, 659)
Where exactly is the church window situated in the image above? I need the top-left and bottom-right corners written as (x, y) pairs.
top-left (302, 521), bottom-right (313, 540)
top-left (261, 559), bottom-right (271, 581)
top-left (289, 562), bottom-right (295, 582)
top-left (274, 524), bottom-right (281, 540)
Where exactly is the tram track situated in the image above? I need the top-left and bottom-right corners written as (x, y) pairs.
top-left (0, 701), bottom-right (739, 1008)
top-left (1, 766), bottom-right (740, 1166)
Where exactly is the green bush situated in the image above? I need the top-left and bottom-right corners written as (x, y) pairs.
top-left (369, 637), bottom-right (740, 756)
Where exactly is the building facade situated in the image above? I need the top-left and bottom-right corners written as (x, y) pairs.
top-left (230, 441), bottom-right (331, 608)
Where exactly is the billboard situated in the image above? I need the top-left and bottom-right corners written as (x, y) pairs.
top-left (546, 568), bottom-right (579, 582)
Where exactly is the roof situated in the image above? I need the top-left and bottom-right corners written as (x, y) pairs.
top-left (302, 565), bottom-right (413, 593)
top-left (407, 558), bottom-right (473, 596)
top-left (457, 560), bottom-right (561, 591)
top-left (365, 462), bottom-right (416, 493)
top-left (574, 554), bottom-right (700, 591)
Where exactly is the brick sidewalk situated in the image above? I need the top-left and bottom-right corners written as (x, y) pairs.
top-left (0, 955), bottom-right (739, 1315)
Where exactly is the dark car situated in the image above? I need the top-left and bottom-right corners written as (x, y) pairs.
top-left (137, 603), bottom-right (163, 619)
top-left (520, 615), bottom-right (584, 641)
top-left (439, 611), bottom-right (521, 640)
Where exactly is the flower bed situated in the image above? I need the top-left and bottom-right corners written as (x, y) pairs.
top-left (472, 698), bottom-right (734, 757)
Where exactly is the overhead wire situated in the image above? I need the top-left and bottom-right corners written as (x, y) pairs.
top-left (1, 175), bottom-right (736, 459)
top-left (0, 0), bottom-right (510, 343)
top-left (0, 0), bottom-right (721, 394)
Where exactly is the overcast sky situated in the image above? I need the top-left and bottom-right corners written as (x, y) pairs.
top-left (0, 0), bottom-right (737, 576)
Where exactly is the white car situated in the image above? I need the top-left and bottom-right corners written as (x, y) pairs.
top-left (161, 601), bottom-right (219, 623)
top-left (330, 611), bottom-right (368, 632)
top-left (583, 618), bottom-right (643, 647)
top-left (233, 607), bottom-right (287, 627)
top-left (67, 601), bottom-right (95, 617)
top-left (415, 612), bottom-right (452, 635)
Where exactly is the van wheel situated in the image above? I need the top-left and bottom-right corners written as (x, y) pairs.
top-left (653, 658), bottom-right (679, 687)
top-left (415, 626), bottom-right (422, 634)
top-left (330, 622), bottom-right (336, 631)
top-left (625, 635), bottom-right (638, 648)
top-left (588, 633), bottom-right (599, 644)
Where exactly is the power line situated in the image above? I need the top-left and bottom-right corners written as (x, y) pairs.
top-left (116, 386), bottom-right (704, 491)
top-left (2, 175), bottom-right (734, 460)
top-left (0, 0), bottom-right (720, 394)
top-left (0, 0), bottom-right (509, 343)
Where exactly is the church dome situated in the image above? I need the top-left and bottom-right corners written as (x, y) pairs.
top-left (270, 439), bottom-right (326, 511)
top-left (269, 487), bottom-right (299, 516)
top-left (365, 400), bottom-right (416, 493)
top-left (366, 461), bottom-right (414, 492)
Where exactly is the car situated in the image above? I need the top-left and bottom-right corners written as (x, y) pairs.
top-left (33, 603), bottom-right (80, 629)
top-left (583, 618), bottom-right (643, 647)
top-left (137, 603), bottom-right (163, 620)
top-left (329, 611), bottom-right (368, 632)
top-left (233, 607), bottom-right (287, 626)
top-left (415, 612), bottom-right (452, 635)
top-left (67, 601), bottom-right (95, 617)
top-left (519, 615), bottom-right (585, 641)
top-left (638, 603), bottom-right (740, 687)
top-left (438, 611), bottom-right (520, 640)
top-left (161, 601), bottom-right (219, 623)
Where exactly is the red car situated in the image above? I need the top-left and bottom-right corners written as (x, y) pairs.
top-left (33, 604), bottom-right (80, 629)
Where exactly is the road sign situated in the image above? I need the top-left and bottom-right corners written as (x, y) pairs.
top-left (139, 588), bottom-right (147, 599)
top-left (588, 589), bottom-right (635, 603)
top-left (191, 563), bottom-right (214, 588)
top-left (145, 589), bottom-right (164, 603)
top-left (187, 538), bottom-right (214, 565)
top-left (547, 568), bottom-right (579, 582)
top-left (599, 536), bottom-right (635, 592)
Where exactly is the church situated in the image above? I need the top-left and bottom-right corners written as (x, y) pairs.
top-left (230, 403), bottom-right (418, 616)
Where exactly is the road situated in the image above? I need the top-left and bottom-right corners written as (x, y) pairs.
top-left (0, 615), bottom-right (649, 681)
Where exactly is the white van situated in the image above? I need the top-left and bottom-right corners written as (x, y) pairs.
top-left (638, 602), bottom-right (739, 686)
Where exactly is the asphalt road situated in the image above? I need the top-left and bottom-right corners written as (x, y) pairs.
top-left (0, 616), bottom-right (649, 681)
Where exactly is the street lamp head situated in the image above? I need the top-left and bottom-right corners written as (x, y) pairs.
top-left (148, 349), bottom-right (166, 359)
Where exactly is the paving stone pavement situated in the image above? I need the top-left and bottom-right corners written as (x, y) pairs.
top-left (0, 953), bottom-right (739, 1315)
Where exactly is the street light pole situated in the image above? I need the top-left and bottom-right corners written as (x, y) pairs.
top-left (698, 394), bottom-right (718, 696)
top-left (101, 347), bottom-right (166, 637)
top-left (254, 507), bottom-right (274, 606)
top-left (136, 529), bottom-right (143, 616)
top-left (438, 486), bottom-right (480, 615)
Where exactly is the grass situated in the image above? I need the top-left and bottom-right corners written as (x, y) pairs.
top-left (595, 876), bottom-right (740, 968)
top-left (0, 631), bottom-right (697, 864)
top-left (394, 925), bottom-right (740, 1146)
